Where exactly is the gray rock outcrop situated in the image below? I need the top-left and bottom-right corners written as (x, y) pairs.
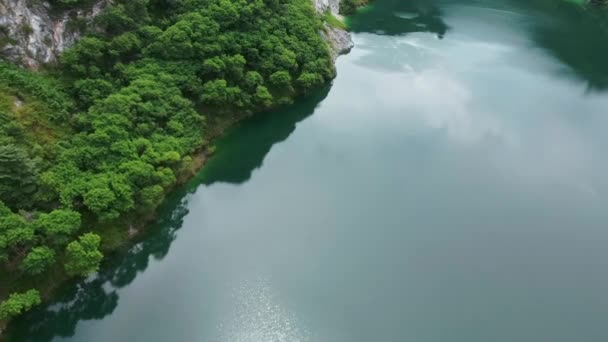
top-left (314, 0), bottom-right (341, 14)
top-left (313, 0), bottom-right (355, 60)
top-left (0, 0), bottom-right (108, 68)
top-left (0, 0), bottom-right (352, 68)
top-left (321, 23), bottom-right (354, 60)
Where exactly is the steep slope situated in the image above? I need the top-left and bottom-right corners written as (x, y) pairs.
top-left (0, 0), bottom-right (350, 333)
top-left (0, 0), bottom-right (109, 68)
top-left (1, 0), bottom-right (354, 67)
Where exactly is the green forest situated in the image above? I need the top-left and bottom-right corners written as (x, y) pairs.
top-left (0, 0), bottom-right (335, 321)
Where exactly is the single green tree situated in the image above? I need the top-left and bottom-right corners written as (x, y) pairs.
top-left (138, 185), bottom-right (164, 209)
top-left (0, 202), bottom-right (35, 262)
top-left (244, 71), bottom-right (264, 91)
top-left (33, 209), bottom-right (81, 246)
top-left (21, 246), bottom-right (56, 275)
top-left (297, 72), bottom-right (323, 92)
top-left (269, 71), bottom-right (292, 88)
top-left (0, 289), bottom-right (41, 320)
top-left (255, 86), bottom-right (273, 108)
top-left (83, 187), bottom-right (118, 220)
top-left (0, 145), bottom-right (38, 209)
top-left (64, 233), bottom-right (103, 277)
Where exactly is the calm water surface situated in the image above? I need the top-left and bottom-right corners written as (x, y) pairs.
top-left (8, 0), bottom-right (608, 341)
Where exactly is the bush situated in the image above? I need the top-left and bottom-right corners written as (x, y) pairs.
top-left (0, 289), bottom-right (41, 320)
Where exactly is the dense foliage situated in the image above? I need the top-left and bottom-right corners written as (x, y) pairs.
top-left (21, 247), bottom-right (56, 276)
top-left (0, 0), bottom-right (334, 320)
top-left (0, 290), bottom-right (41, 320)
top-left (340, 0), bottom-right (369, 15)
top-left (64, 233), bottom-right (104, 276)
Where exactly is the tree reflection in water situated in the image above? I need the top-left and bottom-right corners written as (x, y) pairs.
top-left (5, 87), bottom-right (331, 342)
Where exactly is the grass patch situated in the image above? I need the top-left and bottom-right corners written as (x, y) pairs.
top-left (0, 63), bottom-right (73, 122)
top-left (0, 85), bottom-right (69, 149)
top-left (324, 11), bottom-right (347, 30)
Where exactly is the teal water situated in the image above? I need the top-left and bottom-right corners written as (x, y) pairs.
top-left (8, 0), bottom-right (608, 341)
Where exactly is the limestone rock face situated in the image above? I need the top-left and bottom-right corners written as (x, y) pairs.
top-left (312, 0), bottom-right (355, 60)
top-left (0, 0), bottom-right (352, 68)
top-left (321, 23), bottom-right (354, 60)
top-left (313, 0), bottom-right (341, 14)
top-left (0, 0), bottom-right (109, 68)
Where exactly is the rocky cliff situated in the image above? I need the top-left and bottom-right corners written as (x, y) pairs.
top-left (314, 0), bottom-right (341, 14)
top-left (0, 0), bottom-right (352, 68)
top-left (314, 0), bottom-right (355, 60)
top-left (0, 0), bottom-right (108, 68)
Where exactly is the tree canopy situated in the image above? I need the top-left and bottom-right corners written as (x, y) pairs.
top-left (0, 0), bottom-right (335, 321)
top-left (0, 290), bottom-right (41, 320)
top-left (21, 246), bottom-right (56, 275)
top-left (64, 233), bottom-right (104, 277)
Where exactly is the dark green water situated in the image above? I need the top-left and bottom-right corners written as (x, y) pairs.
top-left (8, 0), bottom-right (608, 341)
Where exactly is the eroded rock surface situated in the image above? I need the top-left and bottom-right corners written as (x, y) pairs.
top-left (313, 0), bottom-right (355, 60)
top-left (0, 0), bottom-right (352, 67)
top-left (0, 0), bottom-right (108, 68)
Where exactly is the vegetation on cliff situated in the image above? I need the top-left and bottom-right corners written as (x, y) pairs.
top-left (340, 0), bottom-right (370, 15)
top-left (0, 0), bottom-right (333, 322)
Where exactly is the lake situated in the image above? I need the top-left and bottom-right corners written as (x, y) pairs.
top-left (7, 0), bottom-right (608, 341)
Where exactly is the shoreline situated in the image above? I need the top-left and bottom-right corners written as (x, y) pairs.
top-left (0, 112), bottom-right (235, 337)
top-left (0, 69), bottom-right (334, 342)
top-left (0, 1), bottom-right (363, 337)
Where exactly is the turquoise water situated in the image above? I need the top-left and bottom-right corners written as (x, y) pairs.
top-left (7, 0), bottom-right (608, 341)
